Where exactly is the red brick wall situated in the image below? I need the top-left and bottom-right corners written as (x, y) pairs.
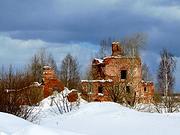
top-left (81, 81), bottom-right (113, 101)
top-left (42, 66), bottom-right (64, 98)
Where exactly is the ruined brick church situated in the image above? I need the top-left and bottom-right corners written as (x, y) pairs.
top-left (81, 42), bottom-right (154, 103)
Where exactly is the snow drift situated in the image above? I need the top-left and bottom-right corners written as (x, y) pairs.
top-left (1, 101), bottom-right (180, 135)
top-left (40, 102), bottom-right (180, 135)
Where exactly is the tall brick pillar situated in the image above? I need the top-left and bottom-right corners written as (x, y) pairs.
top-left (42, 66), bottom-right (64, 97)
top-left (112, 42), bottom-right (123, 56)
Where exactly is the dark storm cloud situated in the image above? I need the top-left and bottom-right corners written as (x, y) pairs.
top-left (0, 0), bottom-right (61, 31)
top-left (0, 1), bottom-right (155, 45)
top-left (1, 0), bottom-right (180, 55)
top-left (1, 0), bottom-right (180, 53)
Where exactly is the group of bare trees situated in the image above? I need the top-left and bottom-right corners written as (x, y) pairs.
top-left (0, 48), bottom-right (81, 120)
top-left (0, 48), bottom-right (59, 119)
top-left (121, 33), bottom-right (147, 57)
top-left (30, 49), bottom-right (81, 90)
top-left (97, 38), bottom-right (112, 59)
top-left (29, 48), bottom-right (58, 82)
top-left (97, 33), bottom-right (147, 59)
top-left (0, 65), bottom-right (43, 121)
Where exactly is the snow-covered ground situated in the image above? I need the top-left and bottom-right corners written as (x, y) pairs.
top-left (0, 112), bottom-right (82, 135)
top-left (1, 102), bottom-right (180, 135)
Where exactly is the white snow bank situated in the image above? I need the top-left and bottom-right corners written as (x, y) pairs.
top-left (39, 88), bottom-right (78, 110)
top-left (13, 125), bottom-right (83, 135)
top-left (0, 112), bottom-right (32, 135)
top-left (2, 100), bottom-right (180, 135)
top-left (40, 102), bottom-right (180, 135)
top-left (0, 112), bottom-right (84, 135)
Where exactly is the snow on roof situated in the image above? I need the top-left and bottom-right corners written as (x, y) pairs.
top-left (43, 66), bottom-right (51, 70)
top-left (112, 41), bottom-right (120, 44)
top-left (32, 82), bottom-right (41, 87)
top-left (81, 79), bottom-right (113, 83)
top-left (103, 55), bottom-right (139, 60)
top-left (94, 58), bottom-right (103, 63)
top-left (141, 80), bottom-right (153, 85)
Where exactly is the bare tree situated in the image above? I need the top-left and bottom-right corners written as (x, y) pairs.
top-left (108, 81), bottom-right (136, 106)
top-left (97, 38), bottom-right (112, 59)
top-left (122, 33), bottom-right (147, 57)
top-left (156, 49), bottom-right (177, 113)
top-left (142, 63), bottom-right (152, 81)
top-left (30, 54), bottom-right (42, 82)
top-left (0, 65), bottom-right (42, 121)
top-left (59, 54), bottom-right (81, 90)
top-left (29, 48), bottom-right (58, 82)
top-left (49, 90), bottom-right (80, 115)
top-left (97, 33), bottom-right (147, 58)
top-left (47, 53), bottom-right (58, 75)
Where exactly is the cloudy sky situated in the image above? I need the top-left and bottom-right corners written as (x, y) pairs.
top-left (0, 0), bottom-right (180, 90)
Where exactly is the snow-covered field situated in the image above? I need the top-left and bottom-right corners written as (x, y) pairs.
top-left (1, 102), bottom-right (180, 135)
top-left (0, 112), bottom-right (82, 135)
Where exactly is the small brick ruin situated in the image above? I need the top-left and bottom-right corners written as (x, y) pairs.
top-left (42, 66), bottom-right (79, 102)
top-left (81, 42), bottom-right (154, 103)
top-left (42, 66), bottom-right (64, 98)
